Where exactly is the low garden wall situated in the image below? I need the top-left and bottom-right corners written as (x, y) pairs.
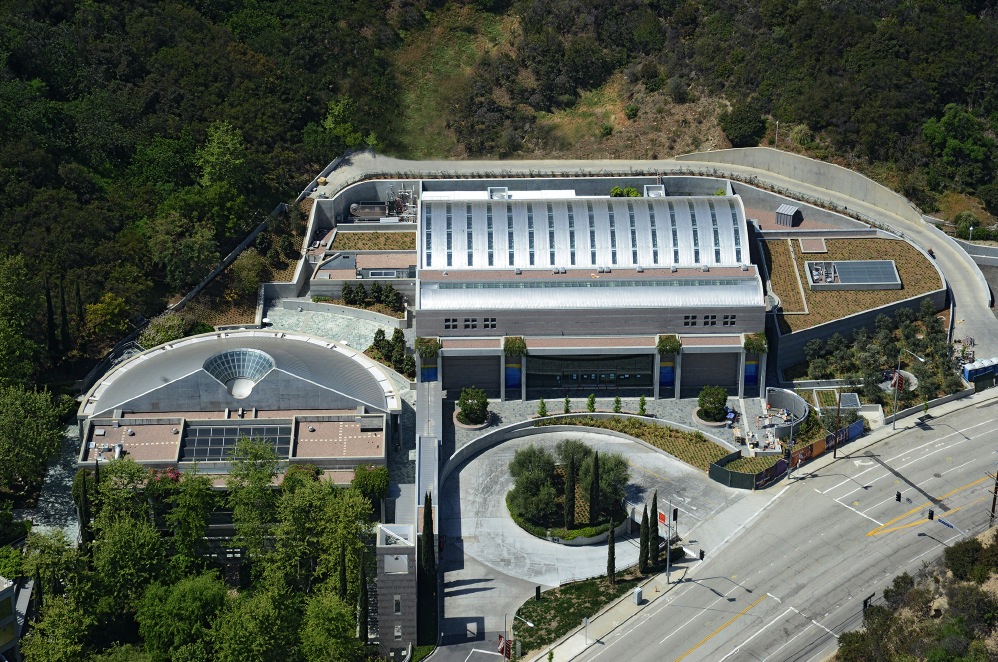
top-left (439, 413), bottom-right (732, 489)
top-left (765, 387), bottom-right (811, 439)
top-left (883, 385), bottom-right (974, 426)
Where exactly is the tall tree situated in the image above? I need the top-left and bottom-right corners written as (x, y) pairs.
top-left (0, 386), bottom-right (63, 490)
top-left (71, 469), bottom-right (93, 552)
top-left (0, 255), bottom-right (42, 385)
top-left (607, 525), bottom-right (616, 585)
top-left (338, 543), bottom-right (347, 599)
top-left (650, 491), bottom-right (659, 567)
top-left (44, 277), bottom-right (57, 356)
top-left (20, 594), bottom-right (94, 662)
top-left (639, 506), bottom-right (649, 574)
top-left (564, 455), bottom-right (576, 529)
top-left (58, 279), bottom-right (71, 352)
top-left (136, 573), bottom-right (229, 658)
top-left (300, 588), bottom-right (364, 662)
top-left (195, 120), bottom-right (248, 188)
top-left (166, 471), bottom-right (217, 573)
top-left (227, 437), bottom-right (280, 570)
top-left (212, 587), bottom-right (300, 662)
top-left (589, 451), bottom-right (600, 526)
top-left (91, 515), bottom-right (168, 614)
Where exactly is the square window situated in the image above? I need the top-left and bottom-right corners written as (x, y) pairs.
top-left (394, 595), bottom-right (401, 614)
top-left (444, 318), bottom-right (457, 330)
top-left (484, 318), bottom-right (497, 329)
top-left (722, 315), bottom-right (736, 327)
top-left (683, 315), bottom-right (697, 327)
top-left (463, 318), bottom-right (477, 329)
top-left (704, 315), bottom-right (717, 327)
top-left (394, 625), bottom-right (403, 640)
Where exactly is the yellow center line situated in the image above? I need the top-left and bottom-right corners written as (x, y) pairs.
top-left (867, 475), bottom-right (990, 537)
top-left (868, 497), bottom-right (987, 536)
top-left (674, 594), bottom-right (768, 662)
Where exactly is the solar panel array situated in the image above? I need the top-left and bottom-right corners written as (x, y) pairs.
top-left (179, 424), bottom-right (292, 462)
top-left (834, 260), bottom-right (900, 286)
top-left (838, 392), bottom-right (861, 408)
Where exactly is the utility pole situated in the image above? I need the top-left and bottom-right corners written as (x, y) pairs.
top-left (989, 470), bottom-right (998, 528)
top-left (665, 499), bottom-right (673, 585)
top-left (833, 389), bottom-right (842, 459)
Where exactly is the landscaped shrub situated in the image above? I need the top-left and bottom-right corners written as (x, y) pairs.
top-left (720, 102), bottom-right (766, 147)
top-left (613, 396), bottom-right (622, 413)
top-left (537, 398), bottom-right (547, 417)
top-left (580, 452), bottom-right (629, 511)
top-left (697, 385), bottom-right (728, 422)
top-left (945, 538), bottom-right (985, 581)
top-left (414, 337), bottom-right (441, 361)
top-left (638, 395), bottom-right (647, 416)
top-left (504, 336), bottom-right (527, 356)
top-left (744, 333), bottom-right (768, 354)
top-left (563, 396), bottom-right (571, 414)
top-left (457, 386), bottom-right (489, 425)
top-left (657, 334), bottom-right (682, 355)
top-left (587, 394), bottom-right (596, 412)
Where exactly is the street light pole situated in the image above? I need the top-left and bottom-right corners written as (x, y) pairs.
top-left (504, 613), bottom-right (534, 659)
top-left (892, 348), bottom-right (926, 430)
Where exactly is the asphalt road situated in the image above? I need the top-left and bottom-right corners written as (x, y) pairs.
top-left (573, 402), bottom-right (998, 662)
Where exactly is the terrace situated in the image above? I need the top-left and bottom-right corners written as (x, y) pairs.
top-left (762, 237), bottom-right (941, 333)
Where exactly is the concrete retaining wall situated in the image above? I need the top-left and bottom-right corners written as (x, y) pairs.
top-left (884, 385), bottom-right (974, 425)
top-left (439, 414), bottom-right (732, 488)
top-left (678, 148), bottom-right (924, 224)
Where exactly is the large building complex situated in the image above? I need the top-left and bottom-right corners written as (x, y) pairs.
top-left (414, 184), bottom-right (767, 399)
top-left (76, 330), bottom-right (402, 477)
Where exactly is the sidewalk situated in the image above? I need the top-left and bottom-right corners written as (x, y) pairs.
top-left (528, 566), bottom-right (691, 662)
top-left (527, 385), bottom-right (998, 661)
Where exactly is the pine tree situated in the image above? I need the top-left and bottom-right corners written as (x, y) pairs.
top-left (613, 396), bottom-right (622, 413)
top-left (339, 543), bottom-right (347, 599)
top-left (650, 491), bottom-right (660, 567)
top-left (639, 506), bottom-right (649, 574)
top-left (564, 456), bottom-right (575, 529)
top-left (358, 562), bottom-right (369, 644)
top-left (589, 452), bottom-right (600, 526)
top-left (607, 525), bottom-right (616, 585)
top-left (563, 396), bottom-right (570, 414)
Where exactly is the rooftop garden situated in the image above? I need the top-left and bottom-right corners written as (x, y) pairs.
top-left (763, 238), bottom-right (941, 333)
top-left (786, 299), bottom-right (965, 415)
top-left (329, 232), bottom-right (416, 252)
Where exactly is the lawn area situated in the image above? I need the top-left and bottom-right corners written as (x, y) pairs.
top-left (329, 232), bottom-right (416, 251)
top-left (765, 238), bottom-right (941, 333)
top-left (515, 573), bottom-right (643, 656)
top-left (725, 455), bottom-right (779, 473)
top-left (535, 416), bottom-right (729, 471)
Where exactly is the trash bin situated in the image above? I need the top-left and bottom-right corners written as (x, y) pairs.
top-left (634, 587), bottom-right (642, 605)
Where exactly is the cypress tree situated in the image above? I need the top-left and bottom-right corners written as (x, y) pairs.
top-left (358, 561), bottom-right (369, 644)
top-left (45, 278), bottom-right (57, 356)
top-left (589, 451), bottom-right (600, 526)
top-left (607, 525), bottom-right (616, 585)
top-left (650, 491), bottom-right (660, 567)
top-left (59, 279), bottom-right (71, 351)
top-left (564, 456), bottom-right (575, 529)
top-left (339, 543), bottom-right (347, 599)
top-left (75, 280), bottom-right (84, 327)
top-left (638, 506), bottom-right (648, 575)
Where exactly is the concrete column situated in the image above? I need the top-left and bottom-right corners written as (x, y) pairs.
top-left (436, 352), bottom-right (442, 387)
top-left (738, 349), bottom-right (746, 398)
top-left (521, 354), bottom-right (527, 401)
top-left (758, 352), bottom-right (768, 399)
top-left (653, 352), bottom-right (661, 400)
top-left (674, 352), bottom-right (682, 400)
top-left (499, 353), bottom-right (506, 402)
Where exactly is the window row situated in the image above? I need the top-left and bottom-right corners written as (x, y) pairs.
top-left (443, 317), bottom-right (497, 330)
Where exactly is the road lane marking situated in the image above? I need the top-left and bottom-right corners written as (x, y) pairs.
top-left (942, 459), bottom-right (976, 475)
top-left (820, 420), bottom-right (996, 494)
top-left (867, 490), bottom-right (989, 537)
top-left (763, 621), bottom-right (816, 661)
top-left (673, 594), bottom-right (768, 661)
top-left (715, 606), bottom-right (793, 662)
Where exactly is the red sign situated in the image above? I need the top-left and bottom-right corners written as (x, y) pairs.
top-left (499, 635), bottom-right (511, 658)
top-left (658, 510), bottom-right (666, 526)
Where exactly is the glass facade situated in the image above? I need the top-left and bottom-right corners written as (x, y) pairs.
top-left (526, 354), bottom-right (654, 392)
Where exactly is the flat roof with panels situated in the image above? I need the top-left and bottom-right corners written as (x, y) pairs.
top-left (805, 260), bottom-right (901, 290)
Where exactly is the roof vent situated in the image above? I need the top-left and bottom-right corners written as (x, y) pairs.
top-left (126, 429), bottom-right (135, 436)
top-left (701, 265), bottom-right (709, 272)
top-left (636, 265), bottom-right (644, 273)
top-left (552, 268), bottom-right (559, 274)
top-left (514, 268), bottom-right (522, 275)
top-left (741, 264), bottom-right (749, 271)
top-left (442, 271), bottom-right (448, 276)
top-left (604, 267), bottom-right (611, 274)
top-left (559, 266), bottom-right (566, 274)
top-left (172, 428), bottom-right (179, 434)
top-left (671, 265), bottom-right (678, 273)
top-left (308, 425), bottom-right (316, 432)
top-left (597, 267), bottom-right (604, 273)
